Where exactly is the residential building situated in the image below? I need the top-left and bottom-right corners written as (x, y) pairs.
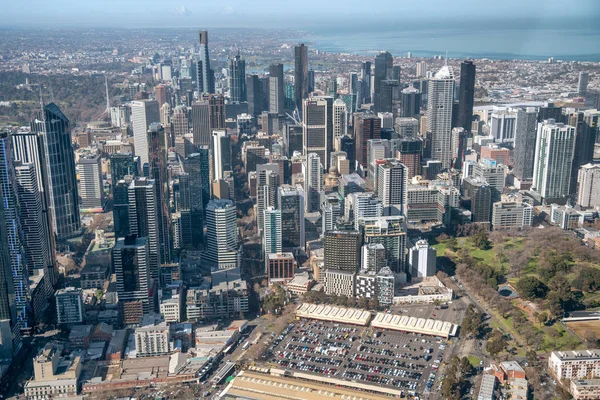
top-left (134, 314), bottom-right (171, 357)
top-left (408, 240), bottom-right (436, 278)
top-left (427, 66), bottom-right (455, 169)
top-left (548, 350), bottom-right (600, 380)
top-left (78, 153), bottom-right (104, 210)
top-left (56, 288), bottom-right (83, 325)
top-left (204, 200), bottom-right (240, 270)
top-left (577, 163), bottom-right (600, 209)
top-left (325, 269), bottom-right (355, 297)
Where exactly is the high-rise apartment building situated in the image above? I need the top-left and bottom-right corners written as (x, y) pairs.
top-left (401, 87), bottom-right (421, 119)
top-left (513, 108), bottom-right (538, 181)
top-left (377, 159), bottom-right (408, 216)
top-left (324, 231), bottom-right (362, 273)
top-left (427, 66), bottom-right (455, 169)
top-left (408, 240), bottom-right (436, 278)
top-left (128, 178), bottom-right (160, 279)
top-left (78, 154), bottom-right (104, 210)
top-left (577, 163), bottom-right (600, 209)
top-left (204, 200), bottom-right (240, 270)
top-left (532, 120), bottom-right (576, 201)
top-left (333, 99), bottom-right (347, 149)
top-left (294, 44), bottom-right (309, 111)
top-left (458, 60), bottom-right (476, 131)
top-left (130, 100), bottom-right (160, 167)
top-left (30, 103), bottom-right (81, 240)
top-left (263, 207), bottom-right (282, 258)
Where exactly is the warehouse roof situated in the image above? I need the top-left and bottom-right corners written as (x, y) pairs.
top-left (371, 313), bottom-right (458, 338)
top-left (296, 303), bottom-right (372, 326)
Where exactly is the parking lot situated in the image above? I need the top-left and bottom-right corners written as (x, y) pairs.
top-left (267, 318), bottom-right (454, 397)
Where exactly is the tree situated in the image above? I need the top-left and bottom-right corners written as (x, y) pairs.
top-left (584, 330), bottom-right (598, 346)
top-left (459, 357), bottom-right (472, 377)
top-left (471, 230), bottom-right (491, 250)
top-left (447, 237), bottom-right (458, 252)
top-left (526, 350), bottom-right (539, 368)
top-left (516, 276), bottom-right (548, 300)
top-left (486, 331), bottom-right (508, 356)
top-left (368, 298), bottom-right (379, 310)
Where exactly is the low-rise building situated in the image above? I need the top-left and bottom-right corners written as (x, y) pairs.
top-left (69, 325), bottom-right (93, 349)
top-left (491, 197), bottom-right (533, 229)
top-left (570, 379), bottom-right (600, 399)
top-left (80, 264), bottom-right (110, 289)
top-left (25, 344), bottom-right (81, 399)
top-left (286, 272), bottom-right (315, 295)
top-left (548, 349), bottom-right (600, 380)
top-left (477, 373), bottom-right (496, 400)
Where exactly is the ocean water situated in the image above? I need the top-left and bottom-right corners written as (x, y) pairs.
top-left (298, 20), bottom-right (600, 61)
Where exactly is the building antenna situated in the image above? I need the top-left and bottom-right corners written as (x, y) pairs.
top-left (105, 74), bottom-right (110, 113)
top-left (445, 50), bottom-right (448, 66)
top-left (48, 82), bottom-right (55, 103)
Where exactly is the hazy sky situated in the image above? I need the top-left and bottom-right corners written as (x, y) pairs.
top-left (2, 0), bottom-right (599, 28)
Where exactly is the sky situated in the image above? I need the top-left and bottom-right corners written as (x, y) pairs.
top-left (1, 0), bottom-right (599, 29)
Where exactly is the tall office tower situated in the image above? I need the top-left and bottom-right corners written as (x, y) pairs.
top-left (451, 127), bottom-right (468, 170)
top-left (269, 64), bottom-right (285, 114)
top-left (379, 80), bottom-right (398, 114)
top-left (154, 84), bottom-right (167, 107)
top-left (578, 71), bottom-right (589, 96)
top-left (462, 177), bottom-right (492, 223)
top-left (30, 103), bottom-right (81, 241)
top-left (14, 162), bottom-right (52, 275)
top-left (350, 192), bottom-right (383, 230)
top-left (113, 178), bottom-right (131, 238)
top-left (393, 65), bottom-right (401, 81)
top-left (340, 135), bottom-right (356, 172)
top-left (308, 70), bottom-right (315, 93)
top-left (128, 177), bottom-right (160, 279)
top-left (183, 151), bottom-right (209, 245)
top-left (395, 136), bottom-right (423, 179)
top-left (147, 124), bottom-right (171, 265)
top-left (373, 52), bottom-right (393, 113)
top-left (210, 94), bottom-right (225, 132)
top-left (197, 30), bottom-right (214, 94)
top-left (577, 163), bottom-right (600, 209)
top-left (361, 61), bottom-right (372, 104)
top-left (256, 167), bottom-right (279, 235)
top-left (171, 106), bottom-right (189, 138)
top-left (377, 159), bottom-right (408, 216)
top-left (212, 130), bottom-right (231, 181)
top-left (490, 109), bottom-right (517, 143)
top-left (378, 112), bottom-right (394, 130)
top-left (584, 108), bottom-right (600, 146)
top-left (333, 99), bottom-right (347, 149)
top-left (427, 66), bottom-right (455, 169)
top-left (176, 173), bottom-right (193, 248)
top-left (78, 154), bottom-right (104, 210)
top-left (416, 61), bottom-right (427, 78)
top-left (361, 243), bottom-right (386, 273)
top-left (0, 188), bottom-right (17, 357)
top-left (573, 110), bottom-right (600, 179)
top-left (228, 52), bottom-right (246, 102)
top-left (160, 103), bottom-right (171, 131)
top-left (130, 100), bottom-right (160, 166)
top-left (408, 240), bottom-right (437, 278)
top-left (278, 185), bottom-right (305, 253)
top-left (458, 60), bottom-right (476, 131)
top-left (263, 207), bottom-right (282, 257)
top-left (473, 158), bottom-right (505, 202)
top-left (113, 235), bottom-right (151, 325)
top-left (532, 120), bottom-right (576, 201)
top-left (246, 74), bottom-right (266, 117)
top-left (324, 230), bottom-right (362, 272)
top-left (367, 139), bottom-right (390, 180)
top-left (355, 114), bottom-right (382, 168)
top-left (537, 103), bottom-right (563, 123)
top-left (513, 108), bottom-right (538, 181)
top-left (401, 87), bottom-right (421, 119)
top-left (302, 98), bottom-right (329, 167)
top-left (303, 153), bottom-right (323, 213)
top-left (395, 117), bottom-right (419, 137)
top-left (204, 199), bottom-right (240, 270)
top-left (191, 98), bottom-right (210, 146)
top-left (110, 153), bottom-right (138, 188)
top-left (0, 135), bottom-right (29, 332)
top-left (294, 44), bottom-right (309, 111)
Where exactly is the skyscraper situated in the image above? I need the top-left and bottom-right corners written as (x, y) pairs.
top-left (303, 98), bottom-right (329, 168)
top-left (361, 61), bottom-right (372, 104)
top-left (256, 165), bottom-right (279, 235)
top-left (113, 235), bottom-right (151, 325)
top-left (171, 105), bottom-right (189, 138)
top-left (294, 44), bottom-right (309, 111)
top-left (183, 151), bottom-right (209, 246)
top-left (395, 136), bottom-right (423, 179)
top-left (0, 181), bottom-right (17, 357)
top-left (0, 134), bottom-right (29, 332)
top-left (269, 63), bottom-right (284, 114)
top-left (212, 130), bottom-right (231, 181)
top-left (197, 30), bottom-right (214, 94)
top-left (30, 103), bottom-right (81, 241)
top-left (533, 120), bottom-right (576, 201)
top-left (191, 95), bottom-right (224, 146)
top-left (128, 178), bottom-right (160, 279)
top-left (263, 207), bottom-right (282, 257)
top-left (513, 108), bottom-right (538, 181)
top-left (324, 230), bottom-right (362, 272)
top-left (373, 52), bottom-right (393, 113)
top-left (354, 114), bottom-right (382, 168)
top-left (110, 153), bottom-right (139, 189)
top-left (578, 71), bottom-right (589, 96)
top-left (332, 99), bottom-right (347, 150)
top-left (377, 159), bottom-right (408, 216)
top-left (14, 162), bottom-right (52, 275)
top-left (246, 74), bottom-right (267, 117)
top-left (229, 53), bottom-right (246, 102)
top-left (278, 185), bottom-right (305, 253)
top-left (427, 66), bottom-right (455, 169)
top-left (154, 84), bottom-right (167, 107)
top-left (303, 153), bottom-right (323, 213)
top-left (458, 60), bottom-right (476, 131)
top-left (490, 109), bottom-right (517, 143)
top-left (78, 154), bottom-right (104, 210)
top-left (401, 87), bottom-right (421, 119)
top-left (130, 100), bottom-right (160, 166)
top-left (577, 163), bottom-right (600, 209)
top-left (204, 199), bottom-right (240, 270)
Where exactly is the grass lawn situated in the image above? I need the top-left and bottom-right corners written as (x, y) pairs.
top-left (541, 324), bottom-right (583, 352)
top-left (433, 242), bottom-right (447, 257)
top-left (467, 355), bottom-right (481, 367)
